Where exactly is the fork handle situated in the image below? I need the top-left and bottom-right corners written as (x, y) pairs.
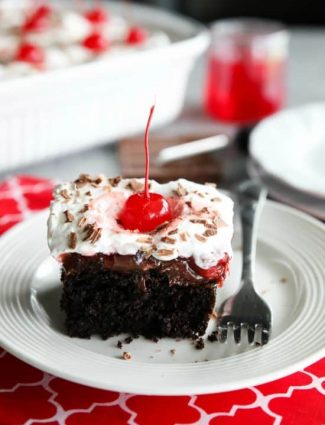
top-left (237, 180), bottom-right (267, 283)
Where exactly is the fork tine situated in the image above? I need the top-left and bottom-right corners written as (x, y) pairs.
top-left (261, 328), bottom-right (270, 345)
top-left (248, 327), bottom-right (255, 344)
top-left (218, 326), bottom-right (227, 343)
top-left (233, 324), bottom-right (241, 344)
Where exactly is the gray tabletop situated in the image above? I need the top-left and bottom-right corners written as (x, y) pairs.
top-left (3, 28), bottom-right (325, 183)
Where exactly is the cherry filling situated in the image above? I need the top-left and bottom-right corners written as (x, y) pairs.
top-left (22, 4), bottom-right (52, 33)
top-left (82, 32), bottom-right (109, 53)
top-left (15, 42), bottom-right (45, 65)
top-left (84, 7), bottom-right (108, 24)
top-left (189, 254), bottom-right (230, 283)
top-left (125, 26), bottom-right (147, 45)
top-left (119, 105), bottom-right (172, 233)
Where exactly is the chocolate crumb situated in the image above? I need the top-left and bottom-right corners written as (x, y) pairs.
top-left (195, 338), bottom-right (204, 350)
top-left (117, 341), bottom-right (123, 349)
top-left (200, 207), bottom-right (209, 213)
top-left (170, 349), bottom-right (176, 355)
top-left (68, 232), bottom-right (77, 249)
top-left (122, 351), bottom-right (132, 360)
top-left (124, 336), bottom-right (133, 344)
top-left (195, 234), bottom-right (207, 242)
top-left (63, 210), bottom-right (74, 223)
top-left (85, 191), bottom-right (91, 196)
top-left (160, 236), bottom-right (176, 244)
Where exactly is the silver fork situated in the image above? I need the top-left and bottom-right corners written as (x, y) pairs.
top-left (217, 180), bottom-right (272, 346)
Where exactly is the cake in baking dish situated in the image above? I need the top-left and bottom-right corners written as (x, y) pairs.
top-left (48, 174), bottom-right (234, 339)
top-left (0, 2), bottom-right (170, 80)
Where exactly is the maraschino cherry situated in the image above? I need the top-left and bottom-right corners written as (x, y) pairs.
top-left (22, 4), bottom-right (52, 33)
top-left (84, 6), bottom-right (108, 24)
top-left (125, 26), bottom-right (147, 45)
top-left (82, 32), bottom-right (109, 53)
top-left (119, 105), bottom-right (172, 232)
top-left (15, 42), bottom-right (45, 66)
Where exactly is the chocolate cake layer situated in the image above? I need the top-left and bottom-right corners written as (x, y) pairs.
top-left (60, 253), bottom-right (225, 339)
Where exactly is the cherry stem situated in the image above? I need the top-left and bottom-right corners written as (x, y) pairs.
top-left (144, 104), bottom-right (155, 198)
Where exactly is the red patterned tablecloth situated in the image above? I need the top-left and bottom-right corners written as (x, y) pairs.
top-left (0, 175), bottom-right (324, 425)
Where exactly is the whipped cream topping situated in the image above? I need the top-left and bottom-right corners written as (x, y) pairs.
top-left (48, 175), bottom-right (234, 270)
top-left (0, 2), bottom-right (170, 80)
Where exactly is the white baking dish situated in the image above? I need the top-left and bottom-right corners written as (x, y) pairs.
top-left (0, 1), bottom-right (209, 172)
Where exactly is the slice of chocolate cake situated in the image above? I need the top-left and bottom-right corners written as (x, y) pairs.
top-left (48, 174), bottom-right (233, 340)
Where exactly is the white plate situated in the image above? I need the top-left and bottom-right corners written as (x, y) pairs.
top-left (250, 103), bottom-right (325, 199)
top-left (248, 160), bottom-right (325, 221)
top-left (0, 203), bottom-right (324, 395)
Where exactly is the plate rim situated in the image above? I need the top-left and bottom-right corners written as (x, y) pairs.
top-left (250, 102), bottom-right (325, 199)
top-left (0, 202), bottom-right (324, 395)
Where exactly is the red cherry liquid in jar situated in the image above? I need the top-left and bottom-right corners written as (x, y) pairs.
top-left (204, 19), bottom-right (289, 124)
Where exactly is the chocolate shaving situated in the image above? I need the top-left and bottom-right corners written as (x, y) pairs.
top-left (170, 349), bottom-right (176, 355)
top-left (74, 174), bottom-right (92, 188)
top-left (79, 204), bottom-right (89, 214)
top-left (153, 222), bottom-right (169, 233)
top-left (197, 192), bottom-right (205, 198)
top-left (158, 249), bottom-right (174, 256)
top-left (180, 232), bottom-right (189, 242)
top-left (195, 234), bottom-right (207, 242)
top-left (109, 176), bottom-right (122, 187)
top-left (160, 236), bottom-right (176, 244)
top-left (122, 352), bottom-right (132, 360)
top-left (85, 191), bottom-right (91, 196)
top-left (190, 219), bottom-right (206, 224)
top-left (168, 229), bottom-right (178, 235)
top-left (77, 220), bottom-right (87, 230)
top-left (185, 201), bottom-right (192, 208)
top-left (95, 177), bottom-right (103, 185)
top-left (203, 229), bottom-right (217, 237)
top-left (174, 184), bottom-right (188, 197)
top-left (137, 236), bottom-right (153, 244)
top-left (68, 232), bottom-right (77, 249)
top-left (85, 227), bottom-right (102, 244)
top-left (200, 207), bottom-right (209, 213)
top-left (63, 210), bottom-right (74, 223)
top-left (213, 216), bottom-right (227, 227)
top-left (60, 189), bottom-right (70, 201)
top-left (126, 179), bottom-right (144, 192)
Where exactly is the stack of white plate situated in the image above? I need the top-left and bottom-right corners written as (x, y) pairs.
top-left (249, 103), bottom-right (325, 220)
